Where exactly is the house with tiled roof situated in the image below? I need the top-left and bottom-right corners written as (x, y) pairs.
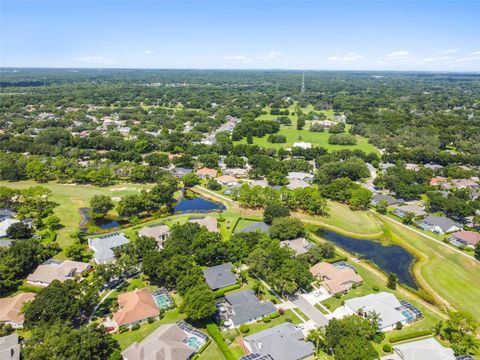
top-left (449, 231), bottom-right (480, 249)
top-left (112, 288), bottom-right (160, 328)
top-left (310, 262), bottom-right (362, 295)
top-left (27, 259), bottom-right (91, 287)
top-left (196, 167), bottom-right (218, 178)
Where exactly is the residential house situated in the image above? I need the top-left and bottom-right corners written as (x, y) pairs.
top-left (280, 238), bottom-right (314, 256)
top-left (381, 337), bottom-right (455, 360)
top-left (0, 334), bottom-right (20, 360)
top-left (0, 219), bottom-right (20, 238)
top-left (310, 262), bottom-right (363, 295)
top-left (196, 167), bottom-right (218, 179)
top-left (122, 321), bottom-right (208, 360)
top-left (241, 322), bottom-right (315, 360)
top-left (88, 232), bottom-right (130, 264)
top-left (202, 262), bottom-right (237, 290)
top-left (286, 179), bottom-right (310, 190)
top-left (393, 204), bottom-right (427, 219)
top-left (344, 292), bottom-right (421, 331)
top-left (417, 215), bottom-right (462, 235)
top-left (171, 167), bottom-right (193, 178)
top-left (27, 259), bottom-right (91, 286)
top-left (430, 177), bottom-right (447, 186)
top-left (250, 179), bottom-right (269, 188)
top-left (371, 194), bottom-right (404, 207)
top-left (239, 221), bottom-right (270, 234)
top-left (287, 172), bottom-right (314, 182)
top-left (448, 231), bottom-right (480, 249)
top-left (217, 290), bottom-right (276, 328)
top-left (216, 175), bottom-right (239, 186)
top-left (452, 179), bottom-right (478, 189)
top-left (292, 142), bottom-right (312, 149)
top-left (424, 164), bottom-right (444, 171)
top-left (138, 224), bottom-right (170, 249)
top-left (224, 168), bottom-right (249, 178)
top-left (0, 209), bottom-right (15, 222)
top-left (0, 293), bottom-right (35, 328)
top-left (189, 216), bottom-right (219, 233)
top-left (405, 163), bottom-right (420, 171)
top-left (112, 288), bottom-right (160, 328)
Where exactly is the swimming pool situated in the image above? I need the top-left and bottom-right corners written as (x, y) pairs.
top-left (152, 289), bottom-right (174, 309)
top-left (402, 309), bottom-right (415, 322)
top-left (184, 336), bottom-right (202, 350)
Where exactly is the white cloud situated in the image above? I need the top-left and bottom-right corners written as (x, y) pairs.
top-left (257, 51), bottom-right (283, 60)
top-left (144, 50), bottom-right (152, 55)
top-left (438, 49), bottom-right (458, 55)
top-left (329, 52), bottom-right (364, 62)
top-left (77, 56), bottom-right (115, 65)
top-left (385, 50), bottom-right (412, 61)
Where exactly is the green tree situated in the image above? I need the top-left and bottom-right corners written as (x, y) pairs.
top-left (267, 171), bottom-right (288, 186)
top-left (435, 311), bottom-right (479, 355)
top-left (181, 283), bottom-right (216, 321)
top-left (475, 242), bottom-right (480, 261)
top-left (42, 214), bottom-right (62, 231)
top-left (182, 173), bottom-right (201, 188)
top-left (269, 217), bottom-right (304, 240)
top-left (334, 336), bottom-right (378, 360)
top-left (6, 222), bottom-right (33, 239)
top-left (376, 200), bottom-right (388, 214)
top-left (263, 203), bottom-right (290, 225)
top-left (387, 272), bottom-right (398, 290)
top-left (89, 195), bottom-right (114, 218)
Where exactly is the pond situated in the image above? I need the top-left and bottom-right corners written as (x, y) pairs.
top-left (174, 197), bottom-right (225, 213)
top-left (316, 229), bottom-right (418, 289)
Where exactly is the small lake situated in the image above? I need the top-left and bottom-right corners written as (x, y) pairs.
top-left (316, 229), bottom-right (418, 289)
top-left (95, 218), bottom-right (121, 229)
top-left (174, 197), bottom-right (225, 213)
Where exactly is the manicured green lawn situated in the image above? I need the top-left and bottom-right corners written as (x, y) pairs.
top-left (0, 180), bottom-right (153, 257)
top-left (198, 340), bottom-right (226, 360)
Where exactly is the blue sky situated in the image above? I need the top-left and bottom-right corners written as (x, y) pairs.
top-left (1, 0), bottom-right (479, 71)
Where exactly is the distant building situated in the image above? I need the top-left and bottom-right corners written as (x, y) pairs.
top-left (171, 167), bottom-right (193, 178)
top-left (216, 175), bottom-right (239, 186)
top-left (0, 209), bottom-right (15, 222)
top-left (88, 232), bottom-right (130, 264)
top-left (430, 177), bottom-right (447, 186)
top-left (138, 224), bottom-right (170, 249)
top-left (0, 219), bottom-right (20, 238)
top-left (202, 262), bottom-right (237, 290)
top-left (239, 221), bottom-right (270, 234)
top-left (292, 142), bottom-right (312, 149)
top-left (286, 179), bottom-right (310, 190)
top-left (371, 194), bottom-right (404, 206)
top-left (241, 322), bottom-right (314, 360)
top-left (287, 172), bottom-right (314, 182)
top-left (393, 204), bottom-right (427, 219)
top-left (27, 259), bottom-right (91, 286)
top-left (196, 167), bottom-right (218, 178)
top-left (113, 288), bottom-right (160, 328)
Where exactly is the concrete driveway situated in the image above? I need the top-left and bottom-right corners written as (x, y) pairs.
top-left (289, 294), bottom-right (329, 327)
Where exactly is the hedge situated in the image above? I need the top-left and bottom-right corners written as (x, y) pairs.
top-left (269, 311), bottom-right (280, 319)
top-left (206, 323), bottom-right (236, 360)
top-left (213, 283), bottom-right (242, 298)
top-left (389, 330), bottom-right (432, 343)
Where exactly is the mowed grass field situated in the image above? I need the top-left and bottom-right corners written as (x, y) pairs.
top-left (0, 180), bottom-right (153, 256)
top-left (234, 104), bottom-right (380, 154)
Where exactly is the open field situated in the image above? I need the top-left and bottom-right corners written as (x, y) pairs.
top-left (235, 104), bottom-right (380, 154)
top-left (0, 180), bottom-right (153, 256)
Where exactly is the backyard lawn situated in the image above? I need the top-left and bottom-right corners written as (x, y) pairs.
top-left (0, 180), bottom-right (153, 256)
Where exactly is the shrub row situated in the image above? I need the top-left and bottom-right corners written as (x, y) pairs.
top-left (213, 283), bottom-right (242, 298)
top-left (389, 330), bottom-right (432, 343)
top-left (206, 323), bottom-right (236, 360)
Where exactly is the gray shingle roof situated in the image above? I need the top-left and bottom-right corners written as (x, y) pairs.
top-left (372, 194), bottom-right (404, 206)
top-left (88, 232), bottom-right (130, 263)
top-left (243, 323), bottom-right (314, 360)
top-left (239, 222), bottom-right (270, 234)
top-left (225, 290), bottom-right (276, 326)
top-left (421, 215), bottom-right (461, 232)
top-left (202, 262), bottom-right (237, 290)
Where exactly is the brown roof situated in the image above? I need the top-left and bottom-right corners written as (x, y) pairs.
top-left (189, 216), bottom-right (219, 233)
top-left (138, 225), bottom-right (170, 240)
top-left (430, 177), bottom-right (447, 186)
top-left (113, 288), bottom-right (159, 327)
top-left (122, 323), bottom-right (194, 360)
top-left (196, 168), bottom-right (218, 177)
top-left (216, 175), bottom-right (238, 185)
top-left (451, 231), bottom-right (480, 246)
top-left (0, 292), bottom-right (35, 326)
top-left (310, 262), bottom-right (362, 295)
top-left (27, 260), bottom-right (91, 285)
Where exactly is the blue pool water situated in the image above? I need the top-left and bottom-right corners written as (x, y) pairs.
top-left (316, 229), bottom-right (418, 289)
top-left (174, 197), bottom-right (225, 213)
top-left (184, 336), bottom-right (202, 349)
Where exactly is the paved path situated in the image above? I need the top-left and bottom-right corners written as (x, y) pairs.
top-left (377, 212), bottom-right (475, 260)
top-left (290, 294), bottom-right (329, 327)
